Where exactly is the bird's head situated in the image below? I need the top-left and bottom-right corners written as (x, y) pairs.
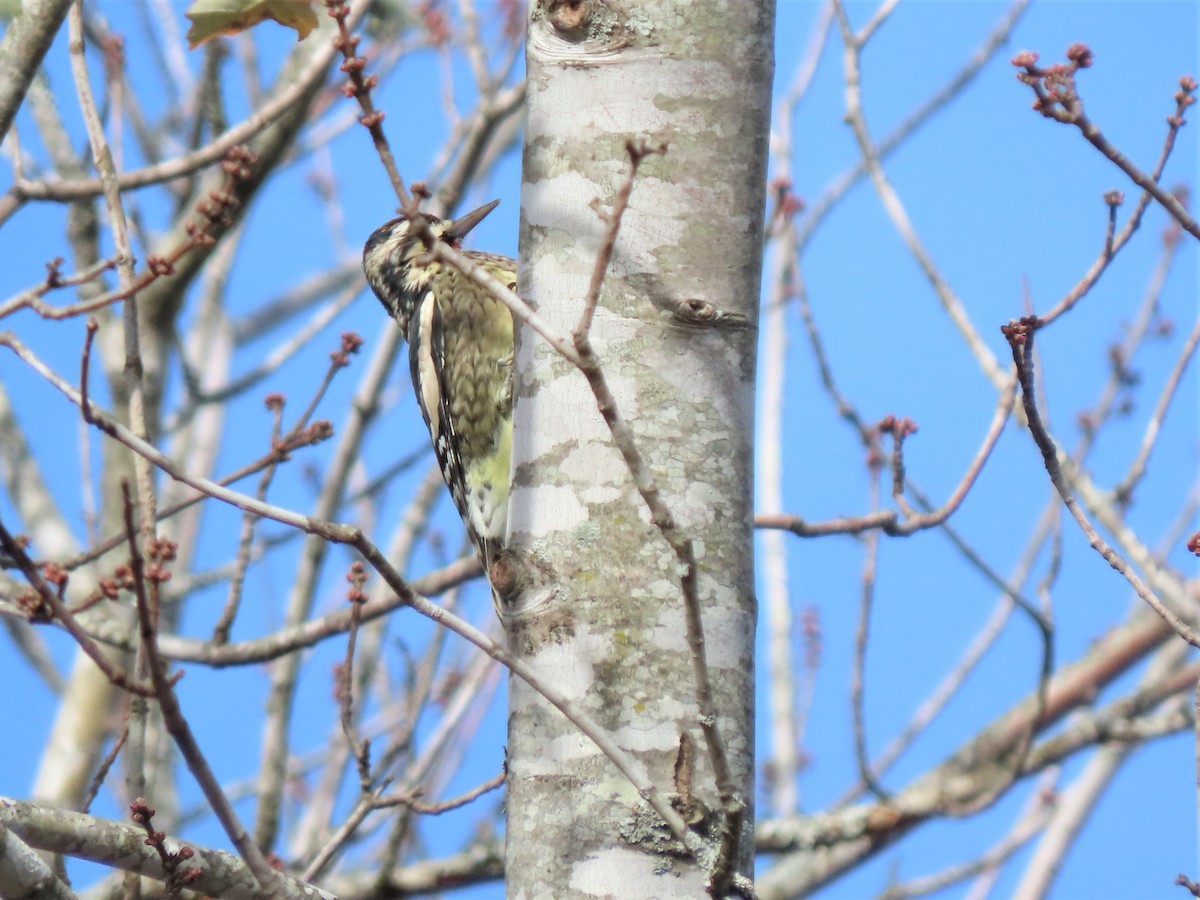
top-left (362, 199), bottom-right (500, 329)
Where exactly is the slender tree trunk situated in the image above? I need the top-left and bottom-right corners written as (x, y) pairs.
top-left (507, 1), bottom-right (774, 894)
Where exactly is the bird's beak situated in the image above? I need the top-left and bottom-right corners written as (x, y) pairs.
top-left (443, 199), bottom-right (500, 243)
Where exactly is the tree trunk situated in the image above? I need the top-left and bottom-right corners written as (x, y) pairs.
top-left (506, 1), bottom-right (774, 894)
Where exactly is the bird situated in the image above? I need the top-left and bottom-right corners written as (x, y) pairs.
top-left (362, 200), bottom-right (515, 576)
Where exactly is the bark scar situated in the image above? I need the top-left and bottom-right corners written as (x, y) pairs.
top-left (671, 297), bottom-right (751, 330)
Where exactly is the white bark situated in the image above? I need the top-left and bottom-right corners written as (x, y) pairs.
top-left (507, 1), bottom-right (774, 895)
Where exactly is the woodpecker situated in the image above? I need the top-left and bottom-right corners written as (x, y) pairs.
top-left (362, 200), bottom-right (515, 571)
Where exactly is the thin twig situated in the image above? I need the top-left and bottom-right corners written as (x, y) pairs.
top-left (754, 371), bottom-right (1017, 538)
top-left (569, 139), bottom-right (744, 889)
top-left (851, 462), bottom-right (887, 800)
top-left (834, 0), bottom-right (1005, 388)
top-left (6, 12), bottom-right (349, 207)
top-left (374, 768), bottom-right (506, 814)
top-left (574, 139), bottom-right (666, 338)
top-left (1113, 314), bottom-right (1200, 502)
top-left (122, 482), bottom-right (284, 894)
top-left (1003, 317), bottom-right (1200, 649)
top-left (337, 561), bottom-right (372, 789)
top-left (795, 0), bottom-right (1032, 255)
top-left (0, 517), bottom-right (153, 696)
top-left (71, 0), bottom-right (161, 570)
top-left (303, 633), bottom-right (500, 880)
top-left (211, 396), bottom-right (287, 644)
top-left (1014, 52), bottom-right (1198, 240)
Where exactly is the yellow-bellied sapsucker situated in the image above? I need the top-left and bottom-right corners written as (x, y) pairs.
top-left (362, 200), bottom-right (515, 571)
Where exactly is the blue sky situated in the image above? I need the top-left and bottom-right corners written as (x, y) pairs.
top-left (0, 2), bottom-right (1196, 898)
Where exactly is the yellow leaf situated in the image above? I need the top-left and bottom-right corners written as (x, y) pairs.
top-left (184, 0), bottom-right (319, 49)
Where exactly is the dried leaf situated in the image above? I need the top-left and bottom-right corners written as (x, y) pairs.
top-left (184, 0), bottom-right (318, 48)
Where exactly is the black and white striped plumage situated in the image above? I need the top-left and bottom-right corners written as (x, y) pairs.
top-left (362, 201), bottom-right (515, 568)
